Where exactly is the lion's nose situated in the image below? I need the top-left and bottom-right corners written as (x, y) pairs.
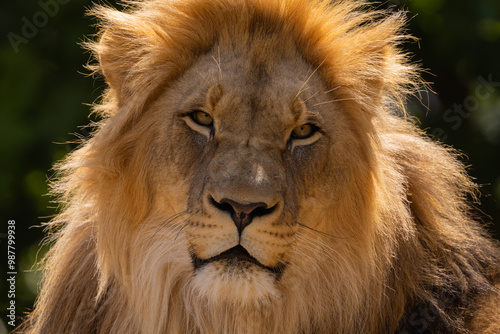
top-left (209, 197), bottom-right (276, 234)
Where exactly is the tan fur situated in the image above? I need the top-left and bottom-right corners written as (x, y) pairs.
top-left (19, 0), bottom-right (500, 333)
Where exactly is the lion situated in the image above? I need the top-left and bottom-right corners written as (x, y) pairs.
top-left (19, 0), bottom-right (500, 333)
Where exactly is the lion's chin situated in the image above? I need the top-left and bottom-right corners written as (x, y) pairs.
top-left (191, 260), bottom-right (280, 305)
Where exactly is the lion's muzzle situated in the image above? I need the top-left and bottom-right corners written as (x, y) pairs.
top-left (191, 244), bottom-right (284, 276)
top-left (209, 196), bottom-right (277, 234)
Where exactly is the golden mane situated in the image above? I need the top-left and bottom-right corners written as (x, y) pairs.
top-left (19, 0), bottom-right (500, 333)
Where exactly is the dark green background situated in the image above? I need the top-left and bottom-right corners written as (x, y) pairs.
top-left (1, 0), bottom-right (499, 331)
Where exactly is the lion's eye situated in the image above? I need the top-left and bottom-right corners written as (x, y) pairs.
top-left (190, 110), bottom-right (213, 127)
top-left (291, 124), bottom-right (316, 139)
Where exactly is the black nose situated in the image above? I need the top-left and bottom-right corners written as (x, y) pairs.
top-left (210, 197), bottom-right (276, 234)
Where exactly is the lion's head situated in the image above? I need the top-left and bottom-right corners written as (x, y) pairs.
top-left (21, 0), bottom-right (500, 333)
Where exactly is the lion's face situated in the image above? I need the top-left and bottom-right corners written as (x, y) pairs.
top-left (134, 41), bottom-right (366, 304)
top-left (25, 1), bottom-right (500, 333)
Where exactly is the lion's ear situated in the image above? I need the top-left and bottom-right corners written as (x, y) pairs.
top-left (88, 6), bottom-right (154, 98)
top-left (89, 8), bottom-right (175, 101)
top-left (91, 14), bottom-right (205, 104)
top-left (97, 29), bottom-right (132, 93)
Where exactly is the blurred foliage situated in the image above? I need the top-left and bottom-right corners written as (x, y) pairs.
top-left (1, 0), bottom-right (499, 330)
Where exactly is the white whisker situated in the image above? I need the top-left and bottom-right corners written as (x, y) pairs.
top-left (313, 97), bottom-right (368, 106)
top-left (295, 59), bottom-right (326, 99)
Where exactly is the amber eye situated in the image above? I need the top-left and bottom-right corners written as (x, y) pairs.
top-left (291, 124), bottom-right (317, 139)
top-left (190, 110), bottom-right (213, 127)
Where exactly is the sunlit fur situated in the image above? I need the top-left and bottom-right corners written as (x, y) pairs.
top-left (19, 0), bottom-right (500, 333)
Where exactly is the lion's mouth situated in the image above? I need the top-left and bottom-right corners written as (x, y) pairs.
top-left (192, 245), bottom-right (283, 276)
